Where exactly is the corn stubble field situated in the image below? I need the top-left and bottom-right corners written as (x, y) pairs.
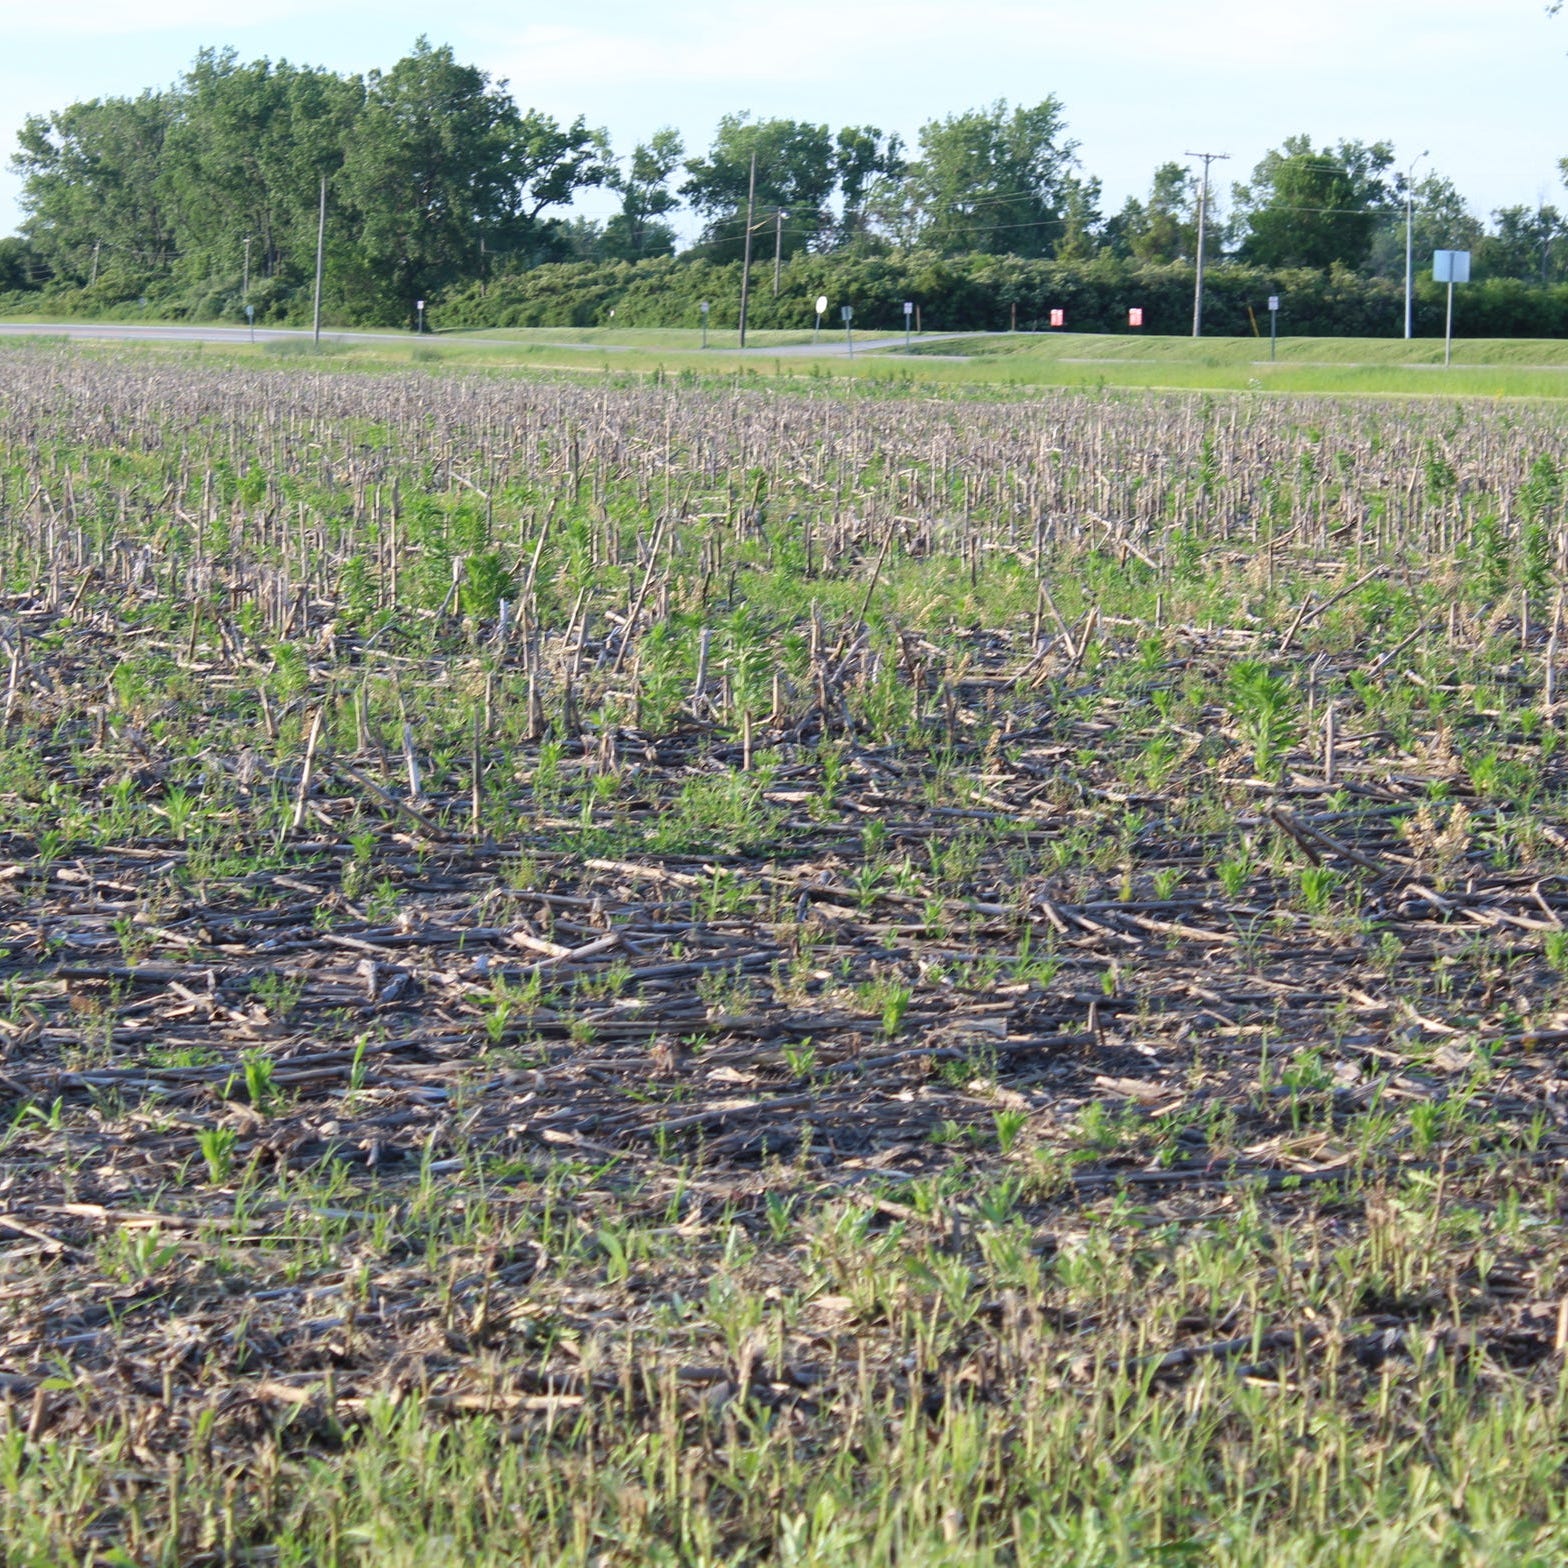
top-left (3, 343), bottom-right (1568, 1565)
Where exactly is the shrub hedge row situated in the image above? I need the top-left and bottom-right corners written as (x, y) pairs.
top-left (436, 253), bottom-right (1568, 340)
top-left (8, 250), bottom-right (1567, 340)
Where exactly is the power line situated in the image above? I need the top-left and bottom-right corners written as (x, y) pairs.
top-left (679, 191), bottom-right (1444, 260)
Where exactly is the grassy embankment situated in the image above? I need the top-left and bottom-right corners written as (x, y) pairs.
top-left (9, 314), bottom-right (1568, 396)
top-left (419, 326), bottom-right (1568, 397)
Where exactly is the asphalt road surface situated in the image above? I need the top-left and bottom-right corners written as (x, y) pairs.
top-left (0, 321), bottom-right (391, 346)
top-left (0, 320), bottom-right (967, 356)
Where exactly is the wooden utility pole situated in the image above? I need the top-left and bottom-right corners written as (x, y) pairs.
top-left (1186, 151), bottom-right (1228, 337)
top-left (738, 151), bottom-right (757, 349)
top-left (312, 176), bottom-right (326, 348)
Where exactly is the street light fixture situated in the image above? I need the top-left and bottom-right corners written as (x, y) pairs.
top-left (1404, 150), bottom-right (1428, 341)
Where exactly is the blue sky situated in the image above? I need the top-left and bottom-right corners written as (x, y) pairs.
top-left (1, 0), bottom-right (1563, 240)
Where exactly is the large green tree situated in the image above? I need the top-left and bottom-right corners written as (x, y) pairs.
top-left (11, 40), bottom-right (616, 322)
top-left (1055, 175), bottom-right (1105, 260)
top-left (602, 129), bottom-right (684, 261)
top-left (1365, 170), bottom-right (1481, 280)
top-left (831, 125), bottom-right (905, 248)
top-left (13, 90), bottom-right (179, 284)
top-left (1106, 162), bottom-right (1197, 263)
top-left (161, 50), bottom-right (361, 293)
top-left (899, 98), bottom-right (1078, 258)
top-left (682, 115), bottom-right (839, 260)
top-left (1231, 135), bottom-right (1395, 270)
top-left (1478, 204), bottom-right (1567, 283)
top-left (337, 40), bottom-right (609, 317)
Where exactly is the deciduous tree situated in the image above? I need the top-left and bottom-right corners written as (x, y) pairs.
top-left (14, 91), bottom-right (178, 282)
top-left (603, 129), bottom-right (684, 260)
top-left (1477, 204), bottom-right (1567, 283)
top-left (682, 115), bottom-right (838, 259)
top-left (1230, 135), bottom-right (1394, 270)
top-left (338, 40), bottom-right (609, 319)
top-left (832, 125), bottom-right (904, 247)
top-left (1106, 162), bottom-right (1197, 264)
top-left (900, 98), bottom-right (1078, 258)
top-left (161, 50), bottom-right (360, 294)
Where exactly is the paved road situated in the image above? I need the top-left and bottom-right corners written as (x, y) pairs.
top-left (761, 333), bottom-right (970, 356)
top-left (0, 321), bottom-right (419, 347)
top-left (0, 320), bottom-right (971, 357)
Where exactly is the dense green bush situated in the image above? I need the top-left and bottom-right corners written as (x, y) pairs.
top-left (436, 252), bottom-right (1568, 340)
top-left (9, 243), bottom-right (1567, 340)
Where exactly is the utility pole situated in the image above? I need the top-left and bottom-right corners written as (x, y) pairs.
top-left (1403, 150), bottom-right (1427, 340)
top-left (312, 176), bottom-right (326, 348)
top-left (243, 235), bottom-right (252, 299)
top-left (738, 151), bottom-right (757, 349)
top-left (773, 208), bottom-right (787, 297)
top-left (1185, 151), bottom-right (1229, 337)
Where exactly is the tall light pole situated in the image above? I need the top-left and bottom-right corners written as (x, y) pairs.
top-left (1403, 150), bottom-right (1428, 341)
top-left (312, 176), bottom-right (326, 348)
top-left (1186, 151), bottom-right (1229, 337)
top-left (242, 234), bottom-right (252, 299)
top-left (737, 151), bottom-right (758, 349)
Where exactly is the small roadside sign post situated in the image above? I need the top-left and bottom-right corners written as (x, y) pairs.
top-left (841, 304), bottom-right (854, 358)
top-left (1128, 307), bottom-right (1143, 329)
top-left (814, 294), bottom-right (827, 347)
top-left (1433, 250), bottom-right (1470, 367)
top-left (903, 300), bottom-right (914, 352)
top-left (245, 303), bottom-right (255, 343)
top-left (1049, 308), bottom-right (1065, 329)
top-left (1268, 294), bottom-right (1280, 361)
top-left (700, 300), bottom-right (710, 349)
top-left (415, 298), bottom-right (425, 334)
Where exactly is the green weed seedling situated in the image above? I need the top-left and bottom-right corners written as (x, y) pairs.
top-left (1217, 849), bottom-right (1254, 897)
top-left (994, 1107), bottom-right (1029, 1154)
top-left (1297, 864), bottom-right (1340, 915)
top-left (231, 1054), bottom-right (279, 1113)
top-left (783, 1038), bottom-right (818, 1080)
top-left (14, 1097), bottom-right (64, 1134)
top-left (197, 1126), bottom-right (238, 1184)
top-left (1227, 660), bottom-right (1298, 777)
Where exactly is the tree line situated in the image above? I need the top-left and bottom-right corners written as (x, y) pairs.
top-left (5, 39), bottom-right (1567, 328)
